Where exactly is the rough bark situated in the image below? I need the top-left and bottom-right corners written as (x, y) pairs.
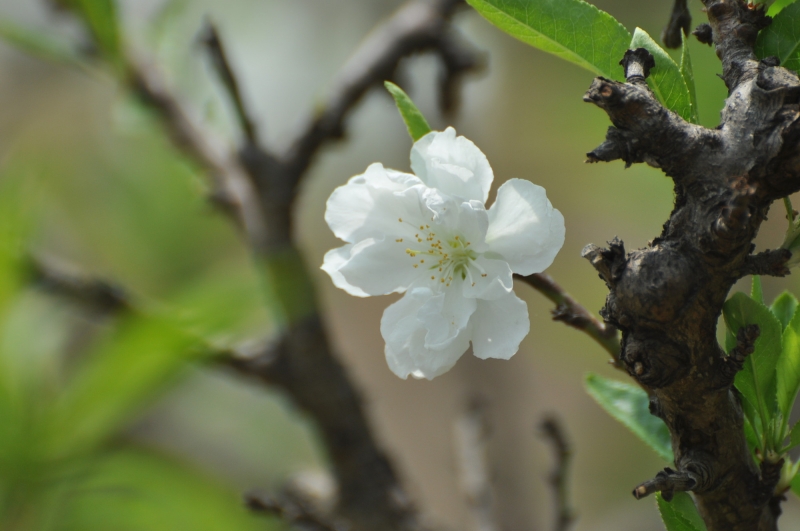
top-left (584, 2), bottom-right (800, 530)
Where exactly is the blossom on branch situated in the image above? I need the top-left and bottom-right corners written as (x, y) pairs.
top-left (322, 127), bottom-right (565, 379)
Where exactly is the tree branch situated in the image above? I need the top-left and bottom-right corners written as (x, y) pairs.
top-left (583, 1), bottom-right (800, 529)
top-left (280, 0), bottom-right (480, 196)
top-left (514, 273), bottom-right (620, 364)
top-left (115, 2), bottom-right (481, 530)
top-left (454, 397), bottom-right (498, 531)
top-left (539, 416), bottom-right (576, 531)
top-left (199, 20), bottom-right (259, 147)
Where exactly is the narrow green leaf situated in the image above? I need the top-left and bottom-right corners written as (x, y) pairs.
top-left (791, 420), bottom-right (800, 447)
top-left (778, 327), bottom-right (800, 418)
top-left (752, 276), bottom-right (764, 305)
top-left (792, 468), bottom-right (800, 497)
top-left (657, 492), bottom-right (707, 531)
top-left (770, 291), bottom-right (798, 330)
top-left (61, 448), bottom-right (271, 531)
top-left (48, 315), bottom-right (199, 457)
top-left (679, 36), bottom-right (699, 124)
top-left (466, 0), bottom-right (631, 80)
top-left (741, 394), bottom-right (763, 452)
top-left (384, 81), bottom-right (432, 142)
top-left (70, 0), bottom-right (122, 64)
top-left (0, 19), bottom-right (85, 68)
top-left (723, 292), bottom-right (783, 424)
top-left (585, 373), bottom-right (672, 462)
top-left (630, 28), bottom-right (695, 122)
top-left (769, 0), bottom-right (798, 17)
top-left (756, 1), bottom-right (800, 72)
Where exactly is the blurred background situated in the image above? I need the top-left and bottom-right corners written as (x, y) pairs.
top-left (0, 0), bottom-right (798, 530)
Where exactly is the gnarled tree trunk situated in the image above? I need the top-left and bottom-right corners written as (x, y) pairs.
top-left (583, 1), bottom-right (798, 529)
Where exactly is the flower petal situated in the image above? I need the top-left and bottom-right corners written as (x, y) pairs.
top-left (462, 256), bottom-right (513, 300)
top-left (417, 284), bottom-right (476, 349)
top-left (325, 163), bottom-right (423, 243)
top-left (338, 235), bottom-right (422, 295)
top-left (382, 288), bottom-right (470, 379)
top-left (485, 179), bottom-right (565, 276)
top-left (421, 190), bottom-right (489, 252)
top-left (410, 127), bottom-right (493, 203)
top-left (470, 291), bottom-right (530, 360)
top-left (321, 245), bottom-right (369, 297)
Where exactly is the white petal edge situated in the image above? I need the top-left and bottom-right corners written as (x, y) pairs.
top-left (410, 127), bottom-right (493, 203)
top-left (321, 245), bottom-right (369, 297)
top-left (382, 288), bottom-right (470, 379)
top-left (325, 163), bottom-right (424, 243)
top-left (485, 179), bottom-right (565, 276)
top-left (470, 291), bottom-right (530, 360)
top-left (338, 236), bottom-right (420, 296)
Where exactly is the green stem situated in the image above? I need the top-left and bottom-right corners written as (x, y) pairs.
top-left (784, 196), bottom-right (794, 224)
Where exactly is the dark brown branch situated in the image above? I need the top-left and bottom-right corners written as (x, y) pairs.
top-left (126, 59), bottom-right (270, 251)
top-left (225, 316), bottom-right (421, 531)
top-left (633, 467), bottom-right (697, 501)
top-left (27, 254), bottom-right (129, 314)
top-left (539, 416), bottom-right (576, 531)
top-left (199, 20), bottom-right (259, 146)
top-left (280, 0), bottom-right (480, 194)
top-left (514, 273), bottom-right (620, 363)
top-left (46, 1), bottom-right (480, 528)
top-left (583, 2), bottom-right (800, 529)
top-left (740, 249), bottom-right (792, 277)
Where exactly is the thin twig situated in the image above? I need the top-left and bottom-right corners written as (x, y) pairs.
top-left (453, 397), bottom-right (498, 531)
top-left (198, 20), bottom-right (259, 146)
top-left (126, 58), bottom-right (269, 251)
top-left (280, 0), bottom-right (478, 194)
top-left (27, 253), bottom-right (130, 313)
top-left (45, 2), bottom-right (478, 529)
top-left (514, 273), bottom-right (621, 364)
top-left (539, 416), bottom-right (576, 531)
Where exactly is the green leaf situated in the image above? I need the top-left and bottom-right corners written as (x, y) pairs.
top-left (466, 0), bottom-right (631, 80)
top-left (657, 492), bottom-right (707, 531)
top-left (793, 468), bottom-right (800, 497)
top-left (756, 1), bottom-right (800, 72)
top-left (723, 292), bottom-right (783, 425)
top-left (384, 81), bottom-right (432, 142)
top-left (791, 420), bottom-right (800, 447)
top-left (679, 36), bottom-right (699, 124)
top-left (741, 394), bottom-right (763, 452)
top-left (585, 373), bottom-right (672, 462)
top-left (61, 448), bottom-right (272, 531)
top-left (770, 291), bottom-right (798, 330)
top-left (0, 19), bottom-right (85, 69)
top-left (769, 0), bottom-right (798, 17)
top-left (70, 0), bottom-right (122, 65)
top-left (778, 327), bottom-right (800, 419)
top-left (48, 315), bottom-right (200, 457)
top-left (629, 28), bottom-right (695, 123)
top-left (752, 276), bottom-right (764, 305)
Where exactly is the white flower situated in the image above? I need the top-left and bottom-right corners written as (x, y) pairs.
top-left (322, 127), bottom-right (565, 379)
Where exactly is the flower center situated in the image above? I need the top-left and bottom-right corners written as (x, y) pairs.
top-left (396, 218), bottom-right (483, 288)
